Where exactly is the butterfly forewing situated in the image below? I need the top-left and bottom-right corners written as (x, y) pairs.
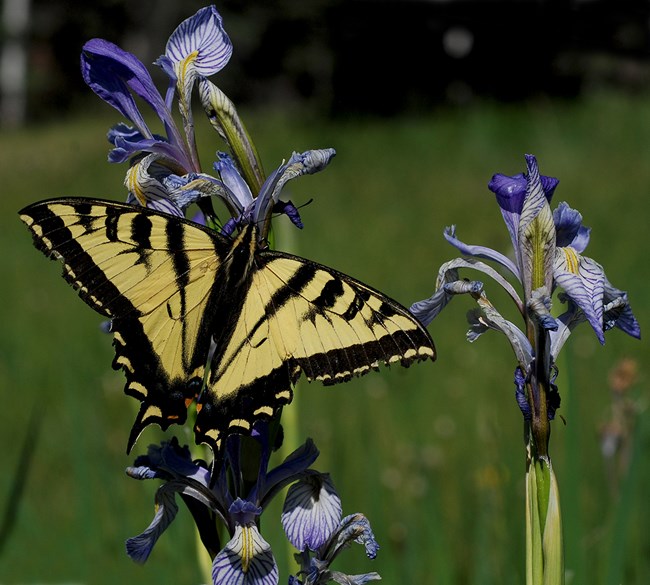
top-left (19, 198), bottom-right (230, 450)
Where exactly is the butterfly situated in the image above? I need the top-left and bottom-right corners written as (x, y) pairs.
top-left (19, 198), bottom-right (435, 454)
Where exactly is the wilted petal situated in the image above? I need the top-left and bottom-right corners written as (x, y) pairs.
top-left (126, 484), bottom-right (179, 563)
top-left (282, 473), bottom-right (342, 552)
top-left (211, 524), bottom-right (278, 585)
top-left (553, 202), bottom-right (591, 252)
top-left (252, 149), bottom-right (336, 229)
top-left (527, 288), bottom-right (558, 332)
top-left (471, 292), bottom-right (534, 370)
top-left (410, 257), bottom-right (524, 327)
top-left (514, 367), bottom-right (531, 420)
top-left (330, 571), bottom-right (382, 585)
top-left (602, 277), bottom-right (641, 339)
top-left (443, 225), bottom-right (520, 280)
top-left (553, 247), bottom-right (605, 343)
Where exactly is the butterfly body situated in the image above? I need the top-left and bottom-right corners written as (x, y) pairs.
top-left (20, 198), bottom-right (435, 454)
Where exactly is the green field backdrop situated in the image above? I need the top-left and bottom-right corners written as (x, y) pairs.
top-left (0, 93), bottom-right (648, 584)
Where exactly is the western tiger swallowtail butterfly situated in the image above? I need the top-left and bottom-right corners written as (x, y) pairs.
top-left (20, 198), bottom-right (435, 454)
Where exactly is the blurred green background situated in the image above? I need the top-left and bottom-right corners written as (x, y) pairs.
top-left (1, 2), bottom-right (649, 584)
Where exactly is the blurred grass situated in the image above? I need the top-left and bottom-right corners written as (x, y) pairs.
top-left (0, 92), bottom-right (648, 584)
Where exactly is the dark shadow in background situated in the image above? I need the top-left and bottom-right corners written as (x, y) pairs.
top-left (19, 0), bottom-right (650, 120)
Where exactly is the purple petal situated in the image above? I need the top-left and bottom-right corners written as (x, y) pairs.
top-left (215, 152), bottom-right (253, 210)
top-left (211, 525), bottom-right (278, 585)
top-left (256, 439), bottom-right (319, 508)
top-left (488, 160), bottom-right (559, 251)
top-left (126, 486), bottom-right (179, 563)
top-left (165, 6), bottom-right (232, 77)
top-left (553, 202), bottom-right (591, 252)
top-left (81, 39), bottom-right (177, 145)
top-left (514, 367), bottom-right (531, 420)
top-left (281, 473), bottom-right (342, 551)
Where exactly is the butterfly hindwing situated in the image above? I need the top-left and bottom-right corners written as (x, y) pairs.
top-left (194, 250), bottom-right (435, 450)
top-left (19, 198), bottom-right (231, 450)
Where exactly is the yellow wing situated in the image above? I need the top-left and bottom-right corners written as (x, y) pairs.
top-left (194, 250), bottom-right (436, 450)
top-left (19, 198), bottom-right (230, 450)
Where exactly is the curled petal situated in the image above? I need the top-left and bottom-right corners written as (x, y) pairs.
top-left (252, 149), bottom-right (336, 231)
top-left (282, 472), bottom-right (342, 552)
top-left (126, 484), bottom-right (179, 563)
top-left (527, 288), bottom-right (558, 332)
top-left (274, 200), bottom-right (304, 229)
top-left (469, 293), bottom-right (534, 370)
top-left (410, 257), bottom-right (524, 327)
top-left (443, 225), bottom-right (520, 280)
top-left (553, 248), bottom-right (605, 344)
top-left (321, 515), bottom-right (379, 563)
top-left (602, 277), bottom-right (641, 339)
top-left (211, 524), bottom-right (278, 585)
top-left (553, 202), bottom-right (591, 252)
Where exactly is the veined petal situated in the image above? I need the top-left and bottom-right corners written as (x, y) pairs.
top-left (166, 6), bottom-right (232, 127)
top-left (212, 524), bottom-right (278, 585)
top-left (444, 225), bottom-right (521, 280)
top-left (518, 155), bottom-right (556, 298)
top-left (282, 473), bottom-right (342, 552)
top-left (125, 484), bottom-right (179, 563)
top-left (124, 155), bottom-right (186, 216)
top-left (165, 6), bottom-right (232, 78)
top-left (553, 202), bottom-right (591, 252)
top-left (553, 247), bottom-right (605, 344)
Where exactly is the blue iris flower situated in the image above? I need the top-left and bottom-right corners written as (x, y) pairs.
top-left (412, 154), bottom-right (640, 426)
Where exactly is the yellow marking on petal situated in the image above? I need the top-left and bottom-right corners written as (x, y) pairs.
top-left (241, 525), bottom-right (254, 573)
top-left (561, 246), bottom-right (580, 274)
top-left (125, 163), bottom-right (147, 206)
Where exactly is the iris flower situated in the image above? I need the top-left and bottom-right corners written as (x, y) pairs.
top-left (125, 425), bottom-right (375, 585)
top-left (411, 154), bottom-right (640, 584)
top-left (412, 154), bottom-right (640, 436)
top-left (79, 4), bottom-right (331, 240)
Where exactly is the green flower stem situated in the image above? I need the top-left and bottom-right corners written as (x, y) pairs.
top-left (526, 433), bottom-right (564, 585)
